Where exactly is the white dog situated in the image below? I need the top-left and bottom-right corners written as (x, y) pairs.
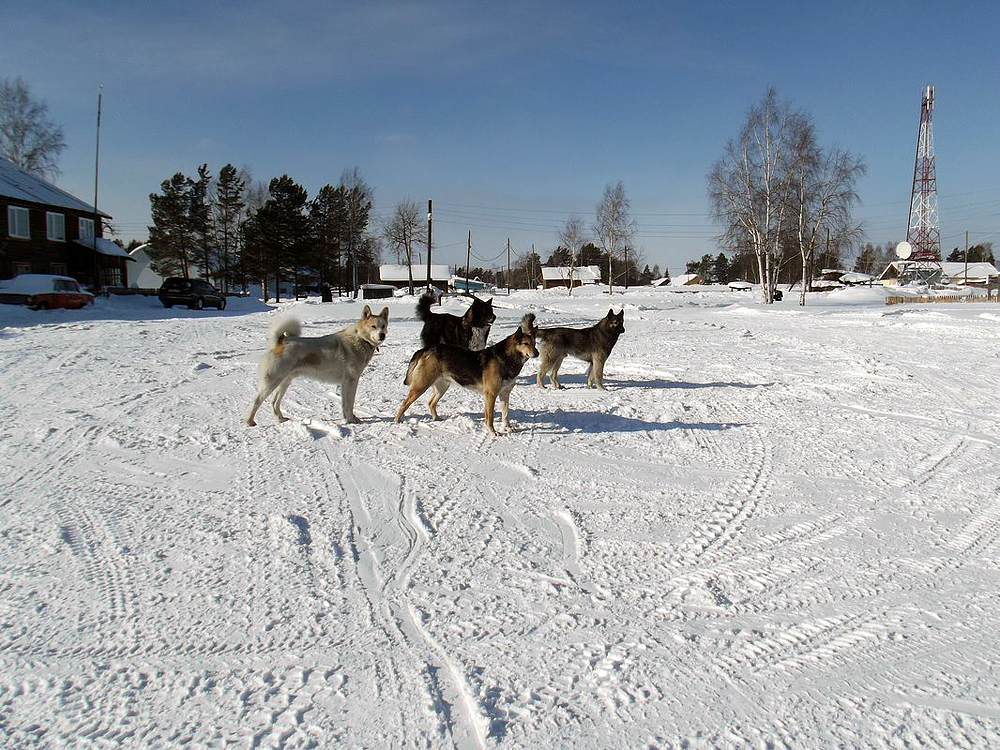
top-left (246, 306), bottom-right (389, 426)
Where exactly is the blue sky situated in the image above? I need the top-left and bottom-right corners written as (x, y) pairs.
top-left (5, 0), bottom-right (998, 274)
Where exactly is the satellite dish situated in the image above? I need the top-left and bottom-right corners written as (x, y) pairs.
top-left (896, 241), bottom-right (913, 260)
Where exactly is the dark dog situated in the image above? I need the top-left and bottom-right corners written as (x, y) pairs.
top-left (536, 308), bottom-right (625, 390)
top-left (416, 292), bottom-right (496, 350)
top-left (395, 314), bottom-right (538, 435)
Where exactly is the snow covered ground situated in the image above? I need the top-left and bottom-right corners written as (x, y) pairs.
top-left (1, 284), bottom-right (999, 748)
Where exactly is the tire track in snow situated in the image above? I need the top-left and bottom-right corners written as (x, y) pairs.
top-left (668, 422), bottom-right (771, 569)
top-left (553, 510), bottom-right (605, 598)
top-left (338, 458), bottom-right (488, 750)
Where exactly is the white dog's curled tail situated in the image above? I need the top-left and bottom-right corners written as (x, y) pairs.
top-left (269, 316), bottom-right (302, 348)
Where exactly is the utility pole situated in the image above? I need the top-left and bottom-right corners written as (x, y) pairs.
top-left (92, 85), bottom-right (103, 292)
top-left (426, 199), bottom-right (433, 290)
top-left (465, 229), bottom-right (472, 296)
top-left (506, 238), bottom-right (511, 294)
top-left (965, 230), bottom-right (969, 285)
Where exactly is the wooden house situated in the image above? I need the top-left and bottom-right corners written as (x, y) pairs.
top-left (540, 265), bottom-right (601, 289)
top-left (1, 157), bottom-right (132, 289)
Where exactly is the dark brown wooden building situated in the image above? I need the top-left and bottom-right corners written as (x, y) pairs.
top-left (1, 157), bottom-right (132, 290)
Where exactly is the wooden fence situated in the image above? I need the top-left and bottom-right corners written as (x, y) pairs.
top-left (886, 292), bottom-right (1000, 306)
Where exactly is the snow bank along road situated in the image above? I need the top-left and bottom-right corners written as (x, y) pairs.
top-left (1, 286), bottom-right (999, 748)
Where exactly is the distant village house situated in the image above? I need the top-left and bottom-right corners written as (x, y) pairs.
top-left (540, 265), bottom-right (601, 289)
top-left (379, 264), bottom-right (451, 291)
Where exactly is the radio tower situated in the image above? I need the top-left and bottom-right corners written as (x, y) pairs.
top-left (900, 85), bottom-right (941, 282)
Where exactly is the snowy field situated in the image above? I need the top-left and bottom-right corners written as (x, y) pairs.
top-left (1, 284), bottom-right (999, 749)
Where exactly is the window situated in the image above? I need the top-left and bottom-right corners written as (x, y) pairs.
top-left (102, 267), bottom-right (122, 287)
top-left (7, 206), bottom-right (30, 239)
top-left (14, 262), bottom-right (32, 275)
top-left (79, 217), bottom-right (95, 240)
top-left (46, 212), bottom-right (66, 241)
top-left (50, 263), bottom-right (67, 275)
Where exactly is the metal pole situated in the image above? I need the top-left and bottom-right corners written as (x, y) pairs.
top-left (506, 238), bottom-right (511, 295)
top-left (426, 199), bottom-right (432, 290)
top-left (92, 85), bottom-right (103, 292)
top-left (465, 229), bottom-right (471, 296)
top-left (964, 230), bottom-right (969, 286)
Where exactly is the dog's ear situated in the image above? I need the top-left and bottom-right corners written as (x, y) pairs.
top-left (363, 304), bottom-right (372, 318)
top-left (607, 308), bottom-right (614, 317)
top-left (379, 307), bottom-right (389, 320)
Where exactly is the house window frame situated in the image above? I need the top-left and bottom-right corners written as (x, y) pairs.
top-left (47, 211), bottom-right (66, 241)
top-left (79, 216), bottom-right (95, 240)
top-left (50, 263), bottom-right (67, 275)
top-left (7, 205), bottom-right (30, 239)
top-left (102, 267), bottom-right (122, 287)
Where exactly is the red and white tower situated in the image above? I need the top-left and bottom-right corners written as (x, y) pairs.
top-left (905, 85), bottom-right (941, 265)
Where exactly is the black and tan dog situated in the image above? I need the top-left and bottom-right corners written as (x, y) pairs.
top-left (395, 314), bottom-right (538, 435)
top-left (536, 308), bottom-right (625, 390)
top-left (416, 292), bottom-right (496, 350)
top-left (246, 306), bottom-right (389, 426)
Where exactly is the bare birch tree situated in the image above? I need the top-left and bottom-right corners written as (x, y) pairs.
top-left (593, 181), bottom-right (637, 294)
top-left (788, 122), bottom-right (866, 305)
top-left (382, 198), bottom-right (427, 295)
top-left (708, 88), bottom-right (806, 303)
top-left (0, 76), bottom-right (65, 179)
top-left (558, 214), bottom-right (587, 296)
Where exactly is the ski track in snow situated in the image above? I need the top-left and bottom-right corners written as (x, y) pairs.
top-left (1, 286), bottom-right (999, 748)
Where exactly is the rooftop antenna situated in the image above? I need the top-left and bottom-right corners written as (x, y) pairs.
top-left (899, 85), bottom-right (942, 284)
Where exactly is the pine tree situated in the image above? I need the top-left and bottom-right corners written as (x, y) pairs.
top-left (214, 164), bottom-right (245, 292)
top-left (311, 184), bottom-right (348, 294)
top-left (148, 173), bottom-right (196, 278)
top-left (190, 164), bottom-right (214, 282)
top-left (244, 176), bottom-right (310, 302)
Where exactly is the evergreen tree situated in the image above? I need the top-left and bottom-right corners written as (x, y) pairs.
top-left (546, 246), bottom-right (571, 267)
top-left (244, 176), bottom-right (310, 302)
top-left (148, 173), bottom-right (196, 278)
top-left (311, 184), bottom-right (349, 294)
top-left (215, 164), bottom-right (245, 292)
top-left (715, 253), bottom-right (731, 283)
top-left (946, 243), bottom-right (994, 264)
top-left (190, 164), bottom-right (214, 282)
top-left (578, 242), bottom-right (603, 270)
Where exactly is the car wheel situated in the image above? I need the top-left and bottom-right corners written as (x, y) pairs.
top-left (32, 302), bottom-right (48, 311)
top-left (218, 298), bottom-right (226, 310)
top-left (191, 298), bottom-right (204, 310)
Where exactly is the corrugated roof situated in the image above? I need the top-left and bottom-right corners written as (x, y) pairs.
top-left (540, 265), bottom-right (601, 281)
top-left (0, 157), bottom-right (111, 217)
top-left (380, 264), bottom-right (450, 281)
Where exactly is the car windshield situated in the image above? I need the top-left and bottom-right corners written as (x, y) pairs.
top-left (165, 280), bottom-right (191, 290)
top-left (54, 280), bottom-right (79, 292)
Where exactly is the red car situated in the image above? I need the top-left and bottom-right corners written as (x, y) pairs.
top-left (0, 274), bottom-right (95, 310)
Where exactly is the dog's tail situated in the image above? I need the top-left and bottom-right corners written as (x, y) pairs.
top-left (403, 348), bottom-right (426, 385)
top-left (268, 316), bottom-right (301, 351)
top-left (416, 292), bottom-right (435, 321)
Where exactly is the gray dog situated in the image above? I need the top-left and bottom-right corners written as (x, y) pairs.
top-left (246, 306), bottom-right (389, 426)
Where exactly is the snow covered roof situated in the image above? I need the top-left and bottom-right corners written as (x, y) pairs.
top-left (880, 261), bottom-right (1000, 283)
top-left (75, 237), bottom-right (136, 260)
top-left (540, 265), bottom-right (601, 282)
top-left (671, 273), bottom-right (703, 286)
top-left (379, 264), bottom-right (450, 282)
top-left (0, 157), bottom-right (111, 217)
top-left (839, 271), bottom-right (874, 284)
